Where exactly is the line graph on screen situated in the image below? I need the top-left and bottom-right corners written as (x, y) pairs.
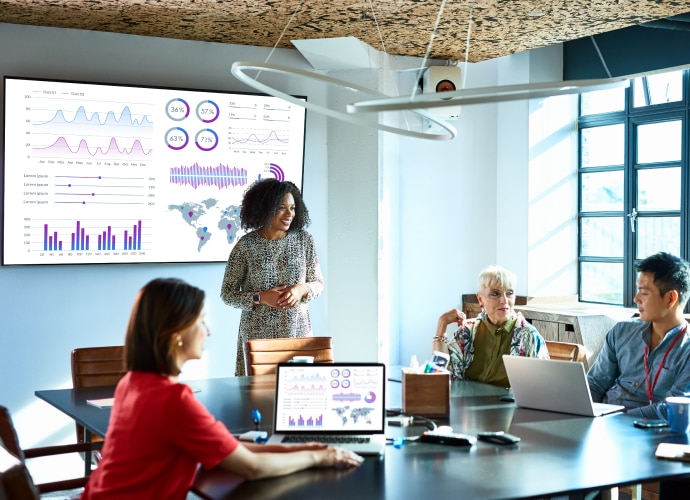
top-left (30, 103), bottom-right (153, 163)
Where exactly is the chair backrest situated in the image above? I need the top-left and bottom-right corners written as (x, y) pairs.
top-left (71, 346), bottom-right (126, 444)
top-left (71, 345), bottom-right (127, 388)
top-left (0, 444), bottom-right (39, 500)
top-left (0, 405), bottom-right (88, 497)
top-left (545, 340), bottom-right (587, 366)
top-left (0, 407), bottom-right (24, 462)
top-left (244, 337), bottom-right (334, 376)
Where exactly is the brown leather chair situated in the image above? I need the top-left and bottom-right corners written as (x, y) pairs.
top-left (0, 444), bottom-right (38, 500)
top-left (71, 346), bottom-right (126, 447)
top-left (244, 337), bottom-right (334, 376)
top-left (545, 340), bottom-right (587, 368)
top-left (0, 405), bottom-right (90, 496)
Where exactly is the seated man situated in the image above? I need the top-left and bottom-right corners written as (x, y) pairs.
top-left (588, 252), bottom-right (690, 500)
top-left (431, 265), bottom-right (549, 387)
top-left (587, 251), bottom-right (690, 419)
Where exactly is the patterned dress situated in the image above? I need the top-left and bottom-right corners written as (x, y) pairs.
top-left (220, 229), bottom-right (324, 376)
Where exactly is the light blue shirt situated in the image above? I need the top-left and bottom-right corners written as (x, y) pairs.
top-left (587, 318), bottom-right (690, 419)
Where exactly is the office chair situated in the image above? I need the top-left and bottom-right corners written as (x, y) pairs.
top-left (71, 345), bottom-right (126, 448)
top-left (244, 337), bottom-right (334, 376)
top-left (0, 444), bottom-right (38, 500)
top-left (0, 405), bottom-right (90, 497)
top-left (545, 340), bottom-right (587, 368)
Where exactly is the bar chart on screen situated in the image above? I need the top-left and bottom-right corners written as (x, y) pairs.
top-left (36, 218), bottom-right (148, 253)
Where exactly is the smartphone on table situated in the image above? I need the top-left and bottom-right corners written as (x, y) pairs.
top-left (633, 419), bottom-right (669, 429)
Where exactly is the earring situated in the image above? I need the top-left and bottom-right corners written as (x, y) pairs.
top-left (177, 338), bottom-right (183, 347)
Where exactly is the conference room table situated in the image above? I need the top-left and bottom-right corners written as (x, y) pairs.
top-left (35, 371), bottom-right (690, 500)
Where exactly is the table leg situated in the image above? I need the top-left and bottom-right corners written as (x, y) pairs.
top-left (83, 428), bottom-right (93, 477)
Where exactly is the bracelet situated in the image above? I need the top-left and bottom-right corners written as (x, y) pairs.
top-left (432, 336), bottom-right (446, 342)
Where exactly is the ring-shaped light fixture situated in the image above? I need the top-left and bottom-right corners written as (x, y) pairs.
top-left (231, 61), bottom-right (457, 141)
top-left (347, 77), bottom-right (631, 113)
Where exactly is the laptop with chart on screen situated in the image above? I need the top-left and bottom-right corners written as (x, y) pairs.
top-left (266, 362), bottom-right (387, 455)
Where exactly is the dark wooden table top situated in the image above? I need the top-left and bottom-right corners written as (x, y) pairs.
top-left (36, 373), bottom-right (690, 500)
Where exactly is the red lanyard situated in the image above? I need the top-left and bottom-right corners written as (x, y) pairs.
top-left (644, 324), bottom-right (687, 404)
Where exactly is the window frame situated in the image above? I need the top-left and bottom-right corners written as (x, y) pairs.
top-left (578, 70), bottom-right (690, 307)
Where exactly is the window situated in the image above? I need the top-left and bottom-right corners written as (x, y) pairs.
top-left (578, 70), bottom-right (688, 306)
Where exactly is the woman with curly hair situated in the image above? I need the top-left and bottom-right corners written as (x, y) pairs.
top-left (431, 265), bottom-right (549, 386)
top-left (221, 178), bottom-right (324, 376)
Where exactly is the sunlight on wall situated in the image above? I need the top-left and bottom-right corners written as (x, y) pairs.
top-left (15, 383), bottom-right (76, 449)
top-left (527, 94), bottom-right (579, 297)
top-left (179, 348), bottom-right (211, 381)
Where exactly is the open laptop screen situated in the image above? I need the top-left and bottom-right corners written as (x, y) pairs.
top-left (273, 363), bottom-right (386, 435)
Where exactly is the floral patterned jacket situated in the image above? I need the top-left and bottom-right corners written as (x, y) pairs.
top-left (445, 310), bottom-right (549, 380)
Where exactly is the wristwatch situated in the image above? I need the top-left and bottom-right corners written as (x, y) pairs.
top-left (252, 293), bottom-right (261, 305)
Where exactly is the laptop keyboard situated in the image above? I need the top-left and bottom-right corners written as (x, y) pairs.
top-left (281, 435), bottom-right (371, 444)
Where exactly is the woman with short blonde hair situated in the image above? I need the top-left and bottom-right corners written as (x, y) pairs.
top-left (432, 265), bottom-right (549, 386)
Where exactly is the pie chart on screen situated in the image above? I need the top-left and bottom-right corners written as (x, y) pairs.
top-left (364, 391), bottom-right (376, 404)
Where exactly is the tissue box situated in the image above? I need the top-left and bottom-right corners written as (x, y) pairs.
top-left (402, 371), bottom-right (450, 417)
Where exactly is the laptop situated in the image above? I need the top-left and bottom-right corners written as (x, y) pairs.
top-left (502, 355), bottom-right (625, 417)
top-left (266, 362), bottom-right (387, 455)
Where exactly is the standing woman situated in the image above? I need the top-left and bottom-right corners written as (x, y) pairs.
top-left (221, 178), bottom-right (324, 376)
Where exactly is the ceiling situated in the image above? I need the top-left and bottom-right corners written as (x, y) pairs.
top-left (2, 0), bottom-right (690, 63)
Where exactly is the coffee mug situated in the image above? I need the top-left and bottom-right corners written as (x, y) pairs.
top-left (666, 396), bottom-right (690, 433)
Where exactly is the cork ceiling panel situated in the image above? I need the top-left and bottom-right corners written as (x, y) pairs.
top-left (1, 0), bottom-right (690, 62)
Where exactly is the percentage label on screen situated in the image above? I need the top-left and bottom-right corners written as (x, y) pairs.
top-left (195, 128), bottom-right (219, 151)
top-left (165, 127), bottom-right (189, 150)
top-left (196, 100), bottom-right (219, 123)
top-left (165, 98), bottom-right (190, 121)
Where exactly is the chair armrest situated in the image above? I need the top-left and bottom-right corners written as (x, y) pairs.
top-left (23, 441), bottom-right (100, 459)
top-left (37, 477), bottom-right (89, 494)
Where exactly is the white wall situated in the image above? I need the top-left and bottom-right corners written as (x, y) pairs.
top-left (395, 47), bottom-right (579, 367)
top-left (323, 69), bottom-right (381, 363)
top-left (526, 48), bottom-right (580, 296)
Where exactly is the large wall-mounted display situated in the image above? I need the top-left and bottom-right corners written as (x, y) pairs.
top-left (2, 77), bottom-right (306, 265)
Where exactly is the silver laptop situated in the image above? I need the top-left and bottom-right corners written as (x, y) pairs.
top-left (502, 355), bottom-right (625, 417)
top-left (267, 362), bottom-right (387, 455)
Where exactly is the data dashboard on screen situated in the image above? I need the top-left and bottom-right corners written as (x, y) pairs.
top-left (2, 77), bottom-right (306, 265)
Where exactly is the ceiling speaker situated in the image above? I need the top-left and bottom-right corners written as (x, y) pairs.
top-left (422, 66), bottom-right (462, 120)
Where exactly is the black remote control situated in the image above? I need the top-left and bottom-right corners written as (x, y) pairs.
top-left (419, 431), bottom-right (476, 446)
top-left (476, 431), bottom-right (521, 445)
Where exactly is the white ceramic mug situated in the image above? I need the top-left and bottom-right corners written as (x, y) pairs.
top-left (666, 396), bottom-right (690, 433)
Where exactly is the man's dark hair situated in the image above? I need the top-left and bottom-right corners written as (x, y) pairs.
top-left (239, 178), bottom-right (310, 231)
top-left (636, 252), bottom-right (690, 308)
top-left (125, 278), bottom-right (205, 376)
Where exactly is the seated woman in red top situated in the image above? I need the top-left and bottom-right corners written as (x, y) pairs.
top-left (81, 278), bottom-right (363, 500)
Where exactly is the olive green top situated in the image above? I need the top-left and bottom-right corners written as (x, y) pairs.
top-left (463, 317), bottom-right (517, 387)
